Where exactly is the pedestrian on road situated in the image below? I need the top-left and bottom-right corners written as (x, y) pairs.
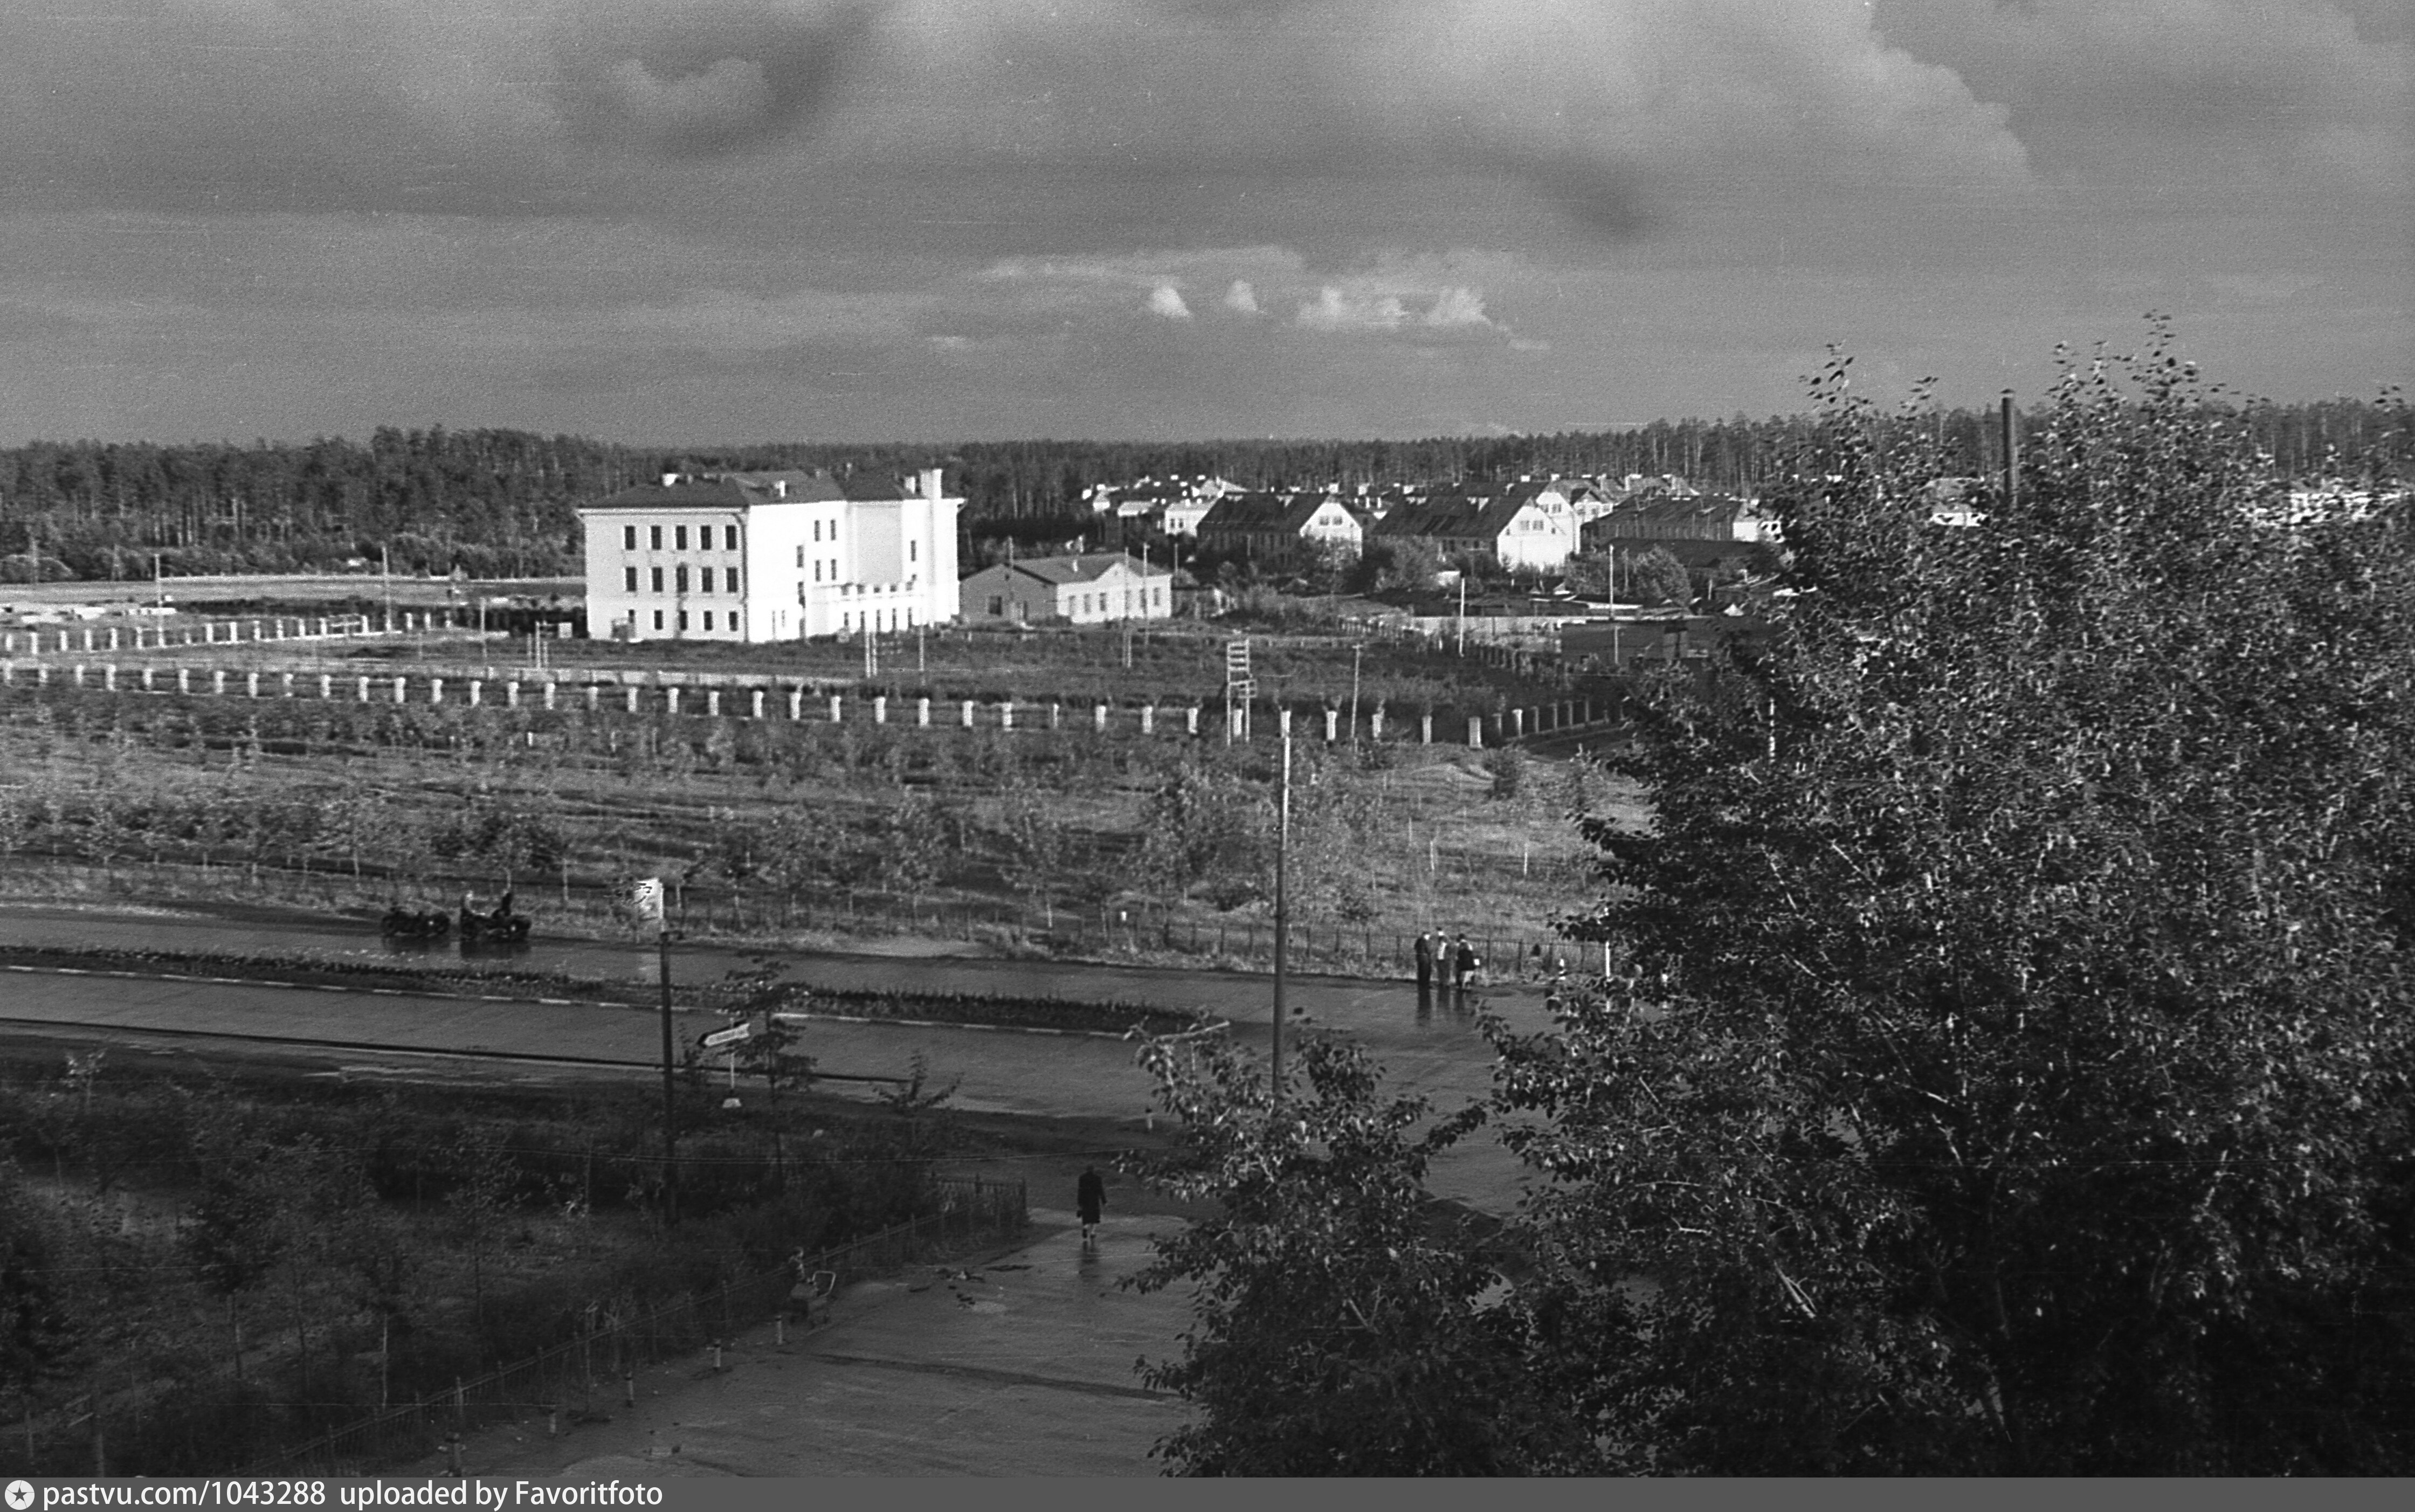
top-left (1451, 934), bottom-right (1476, 992)
top-left (1413, 930), bottom-right (1434, 990)
top-left (1077, 1166), bottom-right (1106, 1250)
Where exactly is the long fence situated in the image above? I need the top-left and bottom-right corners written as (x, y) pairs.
top-left (246, 1176), bottom-right (1026, 1476)
top-left (0, 652), bottom-right (1623, 750)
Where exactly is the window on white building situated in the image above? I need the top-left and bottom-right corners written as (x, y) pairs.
top-left (678, 611), bottom-right (688, 630)
top-left (813, 561), bottom-right (822, 583)
top-left (795, 545), bottom-right (805, 568)
top-left (650, 567), bottom-right (664, 593)
top-left (700, 568), bottom-right (714, 593)
top-left (909, 540), bottom-right (917, 563)
top-left (675, 565), bottom-right (689, 592)
top-left (703, 611), bottom-right (714, 631)
top-left (724, 525), bottom-right (738, 550)
top-left (623, 567), bottom-right (637, 592)
top-left (675, 526), bottom-right (688, 550)
top-left (653, 610), bottom-right (663, 630)
top-left (728, 567), bottom-right (740, 593)
top-left (623, 525), bottom-right (637, 550)
top-left (812, 521), bottom-right (822, 542)
top-left (650, 525), bottom-right (663, 550)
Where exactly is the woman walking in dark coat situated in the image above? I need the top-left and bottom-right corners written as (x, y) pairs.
top-left (1077, 1166), bottom-right (1106, 1250)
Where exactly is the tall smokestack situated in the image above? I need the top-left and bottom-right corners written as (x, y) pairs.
top-left (919, 466), bottom-right (944, 501)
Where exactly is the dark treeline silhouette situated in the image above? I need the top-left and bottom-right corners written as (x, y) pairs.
top-left (3, 400), bottom-right (2402, 582)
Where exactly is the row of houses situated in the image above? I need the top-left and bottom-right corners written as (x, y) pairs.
top-left (1186, 477), bottom-right (1776, 575)
top-left (570, 464), bottom-right (1772, 643)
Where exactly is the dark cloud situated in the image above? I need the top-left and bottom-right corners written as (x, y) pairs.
top-left (555, 2), bottom-right (890, 158)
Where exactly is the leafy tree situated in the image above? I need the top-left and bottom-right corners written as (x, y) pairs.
top-left (998, 790), bottom-right (1072, 929)
top-left (1628, 544), bottom-right (1692, 609)
top-left (1495, 336), bottom-right (2415, 1473)
top-left (1126, 1031), bottom-right (1583, 1474)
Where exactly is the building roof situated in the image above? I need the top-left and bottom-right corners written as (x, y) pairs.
top-left (971, 552), bottom-right (1169, 586)
top-left (577, 468), bottom-right (927, 513)
top-left (1196, 491), bottom-right (1340, 535)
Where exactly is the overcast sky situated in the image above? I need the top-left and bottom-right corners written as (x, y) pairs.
top-left (1, 1), bottom-right (2406, 446)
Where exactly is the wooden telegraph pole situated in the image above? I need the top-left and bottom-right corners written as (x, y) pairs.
top-left (1272, 708), bottom-right (1292, 1102)
top-left (2000, 392), bottom-right (2020, 509)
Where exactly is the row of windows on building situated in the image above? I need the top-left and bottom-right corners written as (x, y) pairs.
top-left (1074, 586), bottom-right (1162, 613)
top-left (622, 520), bottom-right (845, 553)
top-left (623, 565), bottom-right (743, 594)
top-left (635, 604), bottom-right (908, 634)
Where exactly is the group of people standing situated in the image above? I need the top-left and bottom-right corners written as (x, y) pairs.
top-left (1412, 929), bottom-right (1485, 993)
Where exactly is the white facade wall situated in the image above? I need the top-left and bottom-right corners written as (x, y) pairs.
top-left (1494, 501), bottom-right (1578, 572)
top-left (579, 471), bottom-right (960, 643)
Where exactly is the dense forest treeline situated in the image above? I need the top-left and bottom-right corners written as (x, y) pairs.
top-left (2, 400), bottom-right (2405, 582)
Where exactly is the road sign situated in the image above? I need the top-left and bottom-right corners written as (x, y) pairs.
top-left (702, 1022), bottom-right (754, 1050)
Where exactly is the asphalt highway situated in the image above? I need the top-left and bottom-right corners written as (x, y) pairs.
top-left (0, 903), bottom-right (1557, 1212)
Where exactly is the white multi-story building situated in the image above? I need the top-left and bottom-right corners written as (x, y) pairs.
top-left (577, 468), bottom-right (961, 642)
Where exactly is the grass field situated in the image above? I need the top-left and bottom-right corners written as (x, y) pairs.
top-left (0, 626), bottom-right (1635, 974)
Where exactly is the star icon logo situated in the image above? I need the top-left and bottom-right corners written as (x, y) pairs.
top-left (5, 1480), bottom-right (35, 1511)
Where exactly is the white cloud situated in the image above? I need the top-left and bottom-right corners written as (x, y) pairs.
top-left (1147, 282), bottom-right (1192, 319)
top-left (1223, 279), bottom-right (1261, 315)
top-left (1423, 287), bottom-right (1491, 328)
top-left (1296, 286), bottom-right (1410, 332)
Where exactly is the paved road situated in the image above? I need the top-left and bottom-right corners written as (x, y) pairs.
top-left (0, 903), bottom-right (1553, 1212)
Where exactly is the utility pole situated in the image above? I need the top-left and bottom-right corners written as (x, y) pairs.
top-left (381, 543), bottom-right (393, 633)
top-left (1457, 573), bottom-right (1468, 657)
top-left (659, 924), bottom-right (680, 1226)
top-left (1347, 642), bottom-right (1363, 744)
top-left (2000, 392), bottom-right (2019, 510)
top-left (1272, 708), bottom-right (1292, 1103)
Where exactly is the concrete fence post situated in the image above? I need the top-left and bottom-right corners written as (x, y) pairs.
top-left (1094, 702), bottom-right (1107, 732)
top-left (625, 687), bottom-right (640, 715)
top-left (280, 672), bottom-right (294, 698)
top-left (106, 629), bottom-right (118, 652)
top-left (1049, 702), bottom-right (1061, 729)
top-left (506, 680), bottom-right (520, 708)
top-left (246, 671), bottom-right (260, 698)
top-left (1140, 705), bottom-right (1154, 735)
top-left (828, 694), bottom-right (843, 723)
top-left (665, 687), bottom-right (680, 717)
top-left (961, 700), bottom-right (975, 728)
top-left (1000, 701), bottom-right (1015, 731)
top-left (390, 676), bottom-right (405, 705)
top-left (751, 689), bottom-right (765, 720)
top-left (178, 668), bottom-right (191, 694)
top-left (430, 676), bottom-right (445, 705)
top-left (72, 664), bottom-right (86, 688)
top-left (141, 667), bottom-right (155, 691)
top-left (210, 669), bottom-right (225, 695)
top-left (318, 674), bottom-right (332, 699)
top-left (1187, 705), bottom-right (1200, 736)
top-left (357, 676), bottom-right (371, 703)
top-left (873, 695), bottom-right (887, 724)
top-left (102, 665), bottom-right (116, 691)
top-left (917, 696), bottom-right (930, 727)
top-left (1324, 708), bottom-right (1338, 743)
top-left (788, 687), bottom-right (804, 720)
top-left (1467, 715), bottom-right (1482, 748)
top-left (1422, 713), bottom-right (1433, 744)
top-left (1512, 708), bottom-right (1524, 738)
top-left (544, 681), bottom-right (558, 711)
top-left (1371, 708), bottom-right (1384, 741)
top-left (33, 665), bottom-right (46, 687)
top-left (706, 689), bottom-right (720, 717)
top-left (467, 679), bottom-right (482, 707)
